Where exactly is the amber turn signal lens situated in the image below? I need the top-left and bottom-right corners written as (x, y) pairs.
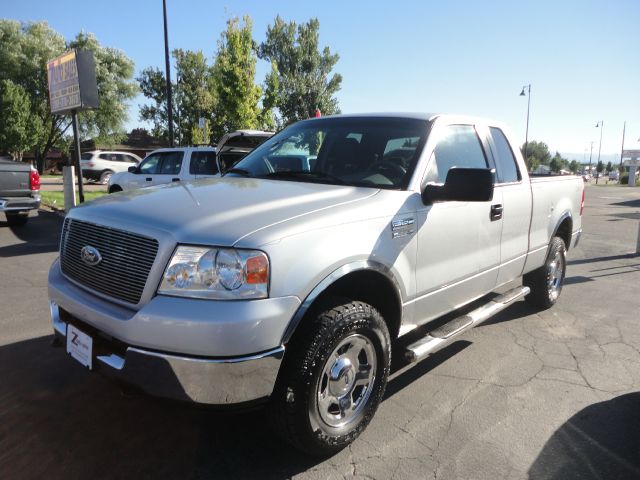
top-left (245, 254), bottom-right (269, 284)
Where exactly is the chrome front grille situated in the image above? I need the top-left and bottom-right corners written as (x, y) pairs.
top-left (60, 218), bottom-right (159, 304)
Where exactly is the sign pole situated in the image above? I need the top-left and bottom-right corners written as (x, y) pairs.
top-left (71, 109), bottom-right (85, 203)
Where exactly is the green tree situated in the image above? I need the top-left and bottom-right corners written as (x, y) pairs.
top-left (606, 161), bottom-right (612, 173)
top-left (138, 67), bottom-right (170, 140)
top-left (0, 21), bottom-right (137, 171)
top-left (174, 49), bottom-right (214, 145)
top-left (569, 160), bottom-right (579, 174)
top-left (210, 16), bottom-right (263, 141)
top-left (0, 79), bottom-right (36, 159)
top-left (69, 32), bottom-right (138, 147)
top-left (521, 140), bottom-right (551, 171)
top-left (258, 16), bottom-right (342, 126)
top-left (549, 153), bottom-right (562, 173)
top-left (595, 160), bottom-right (604, 184)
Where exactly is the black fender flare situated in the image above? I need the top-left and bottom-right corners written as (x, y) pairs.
top-left (280, 260), bottom-right (404, 345)
top-left (551, 211), bottom-right (573, 250)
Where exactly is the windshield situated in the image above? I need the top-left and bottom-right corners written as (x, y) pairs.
top-left (226, 117), bottom-right (428, 189)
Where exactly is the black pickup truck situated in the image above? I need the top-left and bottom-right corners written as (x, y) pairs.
top-left (0, 159), bottom-right (41, 226)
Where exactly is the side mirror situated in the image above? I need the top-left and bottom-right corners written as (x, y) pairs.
top-left (128, 166), bottom-right (138, 173)
top-left (422, 168), bottom-right (494, 204)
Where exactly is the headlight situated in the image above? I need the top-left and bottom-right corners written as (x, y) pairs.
top-left (158, 245), bottom-right (269, 299)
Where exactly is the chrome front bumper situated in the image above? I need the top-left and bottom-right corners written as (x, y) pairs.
top-left (51, 301), bottom-right (284, 405)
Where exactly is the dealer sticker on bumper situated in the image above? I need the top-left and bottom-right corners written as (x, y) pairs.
top-left (66, 324), bottom-right (93, 369)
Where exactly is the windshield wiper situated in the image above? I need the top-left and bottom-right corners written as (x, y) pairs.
top-left (262, 170), bottom-right (346, 185)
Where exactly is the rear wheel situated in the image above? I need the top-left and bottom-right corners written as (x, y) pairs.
top-left (269, 298), bottom-right (390, 456)
top-left (6, 212), bottom-right (29, 227)
top-left (524, 236), bottom-right (566, 308)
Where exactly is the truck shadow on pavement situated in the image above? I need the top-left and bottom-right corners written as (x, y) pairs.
top-left (0, 210), bottom-right (63, 257)
top-left (0, 332), bottom-right (486, 478)
top-left (528, 392), bottom-right (640, 480)
top-left (0, 335), bottom-right (321, 479)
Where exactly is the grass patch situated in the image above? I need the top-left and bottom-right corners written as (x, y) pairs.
top-left (41, 191), bottom-right (107, 210)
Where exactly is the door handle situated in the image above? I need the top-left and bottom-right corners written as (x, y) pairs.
top-left (171, 177), bottom-right (180, 182)
top-left (490, 204), bottom-right (503, 221)
top-left (145, 177), bottom-right (152, 182)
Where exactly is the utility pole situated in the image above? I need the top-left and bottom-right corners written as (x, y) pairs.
top-left (163, 0), bottom-right (174, 147)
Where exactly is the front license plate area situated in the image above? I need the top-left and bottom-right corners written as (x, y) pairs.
top-left (66, 324), bottom-right (93, 370)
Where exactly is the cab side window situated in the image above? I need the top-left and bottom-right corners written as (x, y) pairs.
top-left (159, 152), bottom-right (184, 175)
top-left (425, 125), bottom-right (488, 184)
top-left (489, 127), bottom-right (520, 183)
top-left (138, 154), bottom-right (161, 174)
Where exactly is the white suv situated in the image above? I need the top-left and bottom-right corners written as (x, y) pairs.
top-left (80, 151), bottom-right (142, 185)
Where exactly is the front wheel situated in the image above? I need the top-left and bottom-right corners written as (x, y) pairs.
top-left (100, 170), bottom-right (114, 185)
top-left (269, 298), bottom-right (390, 456)
top-left (524, 236), bottom-right (566, 308)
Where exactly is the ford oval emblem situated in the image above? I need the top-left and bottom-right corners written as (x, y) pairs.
top-left (80, 245), bottom-right (102, 266)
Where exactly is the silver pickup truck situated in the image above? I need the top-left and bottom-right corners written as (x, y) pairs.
top-left (48, 114), bottom-right (584, 455)
top-left (0, 158), bottom-right (41, 226)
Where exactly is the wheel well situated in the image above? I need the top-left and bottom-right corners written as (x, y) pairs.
top-left (554, 216), bottom-right (572, 250)
top-left (309, 269), bottom-right (402, 340)
top-left (108, 185), bottom-right (122, 193)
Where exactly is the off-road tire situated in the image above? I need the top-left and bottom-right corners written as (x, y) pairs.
top-left (524, 236), bottom-right (566, 308)
top-left (269, 298), bottom-right (391, 457)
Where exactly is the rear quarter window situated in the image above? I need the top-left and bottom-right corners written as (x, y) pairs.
top-left (489, 127), bottom-right (520, 183)
top-left (189, 151), bottom-right (219, 175)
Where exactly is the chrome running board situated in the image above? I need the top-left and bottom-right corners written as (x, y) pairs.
top-left (405, 286), bottom-right (530, 363)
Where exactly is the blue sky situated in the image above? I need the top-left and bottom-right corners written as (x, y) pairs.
top-left (4, 0), bottom-right (639, 162)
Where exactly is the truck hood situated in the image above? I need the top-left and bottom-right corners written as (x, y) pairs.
top-left (70, 177), bottom-right (379, 246)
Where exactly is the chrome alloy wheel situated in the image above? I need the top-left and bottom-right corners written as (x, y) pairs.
top-left (547, 249), bottom-right (565, 301)
top-left (313, 334), bottom-right (377, 429)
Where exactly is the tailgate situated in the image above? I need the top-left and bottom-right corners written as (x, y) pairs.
top-left (0, 161), bottom-right (31, 197)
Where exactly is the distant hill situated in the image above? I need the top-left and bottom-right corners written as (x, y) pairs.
top-left (560, 152), bottom-right (621, 165)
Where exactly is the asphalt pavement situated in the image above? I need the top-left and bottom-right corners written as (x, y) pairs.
top-left (0, 185), bottom-right (639, 479)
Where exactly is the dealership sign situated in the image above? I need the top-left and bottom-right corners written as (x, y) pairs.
top-left (622, 150), bottom-right (640, 160)
top-left (46, 50), bottom-right (98, 114)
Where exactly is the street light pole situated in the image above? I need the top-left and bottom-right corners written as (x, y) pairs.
top-left (595, 120), bottom-right (603, 184)
top-left (163, 0), bottom-right (174, 147)
top-left (619, 121), bottom-right (626, 171)
top-left (520, 84), bottom-right (531, 165)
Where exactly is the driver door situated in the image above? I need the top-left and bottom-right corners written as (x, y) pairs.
top-left (413, 123), bottom-right (502, 325)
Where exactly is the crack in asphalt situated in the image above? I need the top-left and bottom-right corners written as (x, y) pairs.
top-left (431, 379), bottom-right (481, 480)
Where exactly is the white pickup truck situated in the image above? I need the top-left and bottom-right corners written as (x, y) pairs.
top-left (48, 114), bottom-right (583, 456)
